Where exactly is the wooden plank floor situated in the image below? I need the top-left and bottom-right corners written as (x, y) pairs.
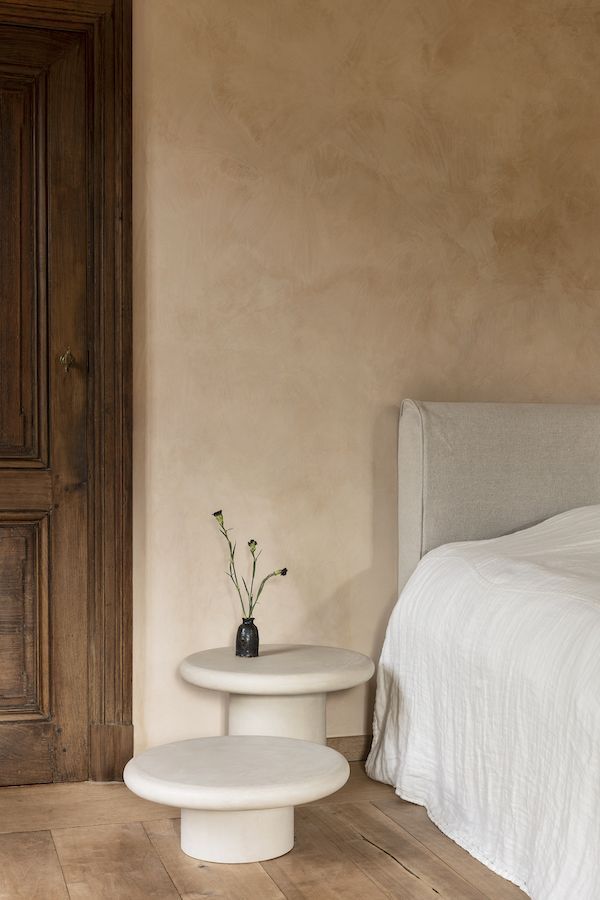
top-left (0, 764), bottom-right (527, 899)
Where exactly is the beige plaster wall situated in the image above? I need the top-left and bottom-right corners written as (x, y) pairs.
top-left (133, 0), bottom-right (600, 751)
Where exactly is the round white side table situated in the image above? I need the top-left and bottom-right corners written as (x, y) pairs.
top-left (179, 644), bottom-right (374, 744)
top-left (124, 735), bottom-right (349, 863)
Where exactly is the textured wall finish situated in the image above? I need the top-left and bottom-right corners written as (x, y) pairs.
top-left (133, 0), bottom-right (600, 750)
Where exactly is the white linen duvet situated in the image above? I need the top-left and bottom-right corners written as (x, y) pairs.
top-left (366, 505), bottom-right (600, 899)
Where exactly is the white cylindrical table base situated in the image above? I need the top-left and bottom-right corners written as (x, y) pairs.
top-left (180, 805), bottom-right (294, 863)
top-left (228, 692), bottom-right (326, 744)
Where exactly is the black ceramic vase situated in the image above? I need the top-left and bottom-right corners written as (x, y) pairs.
top-left (236, 617), bottom-right (259, 657)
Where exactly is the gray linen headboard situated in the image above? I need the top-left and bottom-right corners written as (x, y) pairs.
top-left (398, 400), bottom-right (600, 590)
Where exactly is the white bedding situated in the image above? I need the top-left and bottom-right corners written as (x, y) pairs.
top-left (366, 505), bottom-right (600, 900)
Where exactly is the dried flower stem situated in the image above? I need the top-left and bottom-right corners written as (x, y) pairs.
top-left (213, 511), bottom-right (287, 617)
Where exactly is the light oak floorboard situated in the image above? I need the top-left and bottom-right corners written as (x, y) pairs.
top-left (0, 830), bottom-right (69, 900)
top-left (262, 805), bottom-right (390, 899)
top-left (0, 781), bottom-right (172, 834)
top-left (293, 805), bottom-right (440, 900)
top-left (375, 799), bottom-right (527, 899)
top-left (0, 765), bottom-right (527, 899)
top-left (321, 762), bottom-right (397, 805)
top-left (329, 802), bottom-right (488, 899)
top-left (51, 821), bottom-right (179, 900)
top-left (144, 817), bottom-right (285, 900)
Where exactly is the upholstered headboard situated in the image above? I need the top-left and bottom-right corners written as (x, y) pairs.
top-left (398, 400), bottom-right (600, 590)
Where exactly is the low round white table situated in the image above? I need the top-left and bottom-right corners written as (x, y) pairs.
top-left (179, 644), bottom-right (374, 744)
top-left (124, 735), bottom-right (349, 863)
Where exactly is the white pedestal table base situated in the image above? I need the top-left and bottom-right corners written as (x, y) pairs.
top-left (228, 692), bottom-right (326, 744)
top-left (180, 805), bottom-right (294, 863)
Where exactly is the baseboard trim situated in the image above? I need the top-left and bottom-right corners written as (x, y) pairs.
top-left (89, 723), bottom-right (134, 781)
top-left (327, 734), bottom-right (372, 762)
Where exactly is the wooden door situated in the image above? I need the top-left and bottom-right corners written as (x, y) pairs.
top-left (0, 1), bottom-right (132, 784)
top-left (0, 26), bottom-right (88, 784)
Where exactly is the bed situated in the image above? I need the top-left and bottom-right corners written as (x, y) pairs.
top-left (366, 400), bottom-right (600, 900)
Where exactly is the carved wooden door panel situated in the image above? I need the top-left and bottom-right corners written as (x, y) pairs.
top-left (0, 25), bottom-right (88, 783)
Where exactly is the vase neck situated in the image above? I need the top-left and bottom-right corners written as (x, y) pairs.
top-left (242, 617), bottom-right (254, 623)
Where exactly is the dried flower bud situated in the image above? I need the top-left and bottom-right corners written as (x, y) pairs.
top-left (213, 510), bottom-right (224, 525)
top-left (248, 539), bottom-right (257, 551)
top-left (279, 568), bottom-right (288, 576)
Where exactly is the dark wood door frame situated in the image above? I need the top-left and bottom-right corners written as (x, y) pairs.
top-left (0, 0), bottom-right (132, 780)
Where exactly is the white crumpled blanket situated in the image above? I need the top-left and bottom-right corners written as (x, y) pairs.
top-left (367, 505), bottom-right (600, 899)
